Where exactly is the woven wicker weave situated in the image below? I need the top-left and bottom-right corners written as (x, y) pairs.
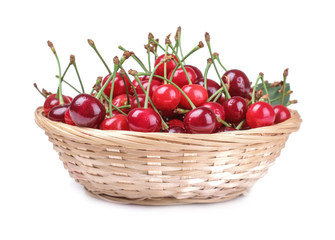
top-left (35, 107), bottom-right (301, 205)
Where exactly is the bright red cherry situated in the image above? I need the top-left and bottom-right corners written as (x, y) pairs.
top-left (273, 105), bottom-right (291, 123)
top-left (130, 94), bottom-right (152, 109)
top-left (43, 93), bottom-right (71, 116)
top-left (222, 69), bottom-right (251, 98)
top-left (246, 102), bottom-right (275, 128)
top-left (168, 66), bottom-right (197, 88)
top-left (167, 126), bottom-right (186, 133)
top-left (196, 78), bottom-right (222, 101)
top-left (64, 108), bottom-right (75, 125)
top-left (152, 84), bottom-right (181, 111)
top-left (135, 80), bottom-right (161, 97)
top-left (201, 102), bottom-right (226, 129)
top-left (112, 94), bottom-right (132, 114)
top-left (180, 84), bottom-right (208, 109)
top-left (48, 104), bottom-right (70, 123)
top-left (102, 72), bottom-right (131, 98)
top-left (99, 115), bottom-right (129, 130)
top-left (128, 108), bottom-right (162, 132)
top-left (69, 94), bottom-right (106, 128)
top-left (154, 54), bottom-right (179, 77)
top-left (223, 96), bottom-right (248, 123)
top-left (185, 65), bottom-right (203, 79)
top-left (184, 107), bottom-right (217, 134)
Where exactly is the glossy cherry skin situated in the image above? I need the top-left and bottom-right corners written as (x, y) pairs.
top-left (154, 54), bottom-right (179, 77)
top-left (135, 80), bottom-right (161, 97)
top-left (48, 104), bottom-right (70, 123)
top-left (201, 102), bottom-right (226, 129)
top-left (273, 105), bottom-right (291, 123)
top-left (102, 72), bottom-right (131, 98)
top-left (69, 94), bottom-right (106, 128)
top-left (131, 76), bottom-right (149, 94)
top-left (184, 107), bottom-right (217, 134)
top-left (152, 84), bottom-right (181, 111)
top-left (185, 65), bottom-right (203, 79)
top-left (130, 94), bottom-right (152, 109)
top-left (246, 102), bottom-right (275, 128)
top-left (196, 78), bottom-right (222, 101)
top-left (223, 96), bottom-right (248, 123)
top-left (168, 67), bottom-right (197, 88)
top-left (127, 108), bottom-right (162, 132)
top-left (64, 108), bottom-right (75, 125)
top-left (222, 69), bottom-right (251, 98)
top-left (43, 94), bottom-right (71, 116)
top-left (180, 84), bottom-right (208, 109)
top-left (167, 126), bottom-right (186, 133)
top-left (99, 115), bottom-right (129, 131)
top-left (112, 94), bottom-right (132, 114)
top-left (167, 119), bottom-right (184, 129)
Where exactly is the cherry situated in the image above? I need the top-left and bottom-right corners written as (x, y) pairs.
top-left (273, 105), bottom-right (291, 123)
top-left (102, 72), bottom-right (131, 98)
top-left (43, 93), bottom-right (71, 116)
top-left (167, 126), bottom-right (186, 133)
top-left (160, 110), bottom-right (184, 121)
top-left (185, 65), bottom-right (203, 79)
top-left (112, 94), bottom-right (132, 114)
top-left (196, 78), bottom-right (222, 101)
top-left (167, 119), bottom-right (184, 129)
top-left (222, 69), bottom-right (251, 98)
top-left (48, 104), bottom-right (70, 123)
top-left (201, 102), bottom-right (226, 129)
top-left (130, 76), bottom-right (149, 94)
top-left (154, 54), bottom-right (179, 77)
top-left (69, 93), bottom-right (106, 128)
top-left (99, 115), bottom-right (129, 130)
top-left (184, 107), bottom-right (217, 134)
top-left (223, 96), bottom-right (248, 123)
top-left (64, 108), bottom-right (75, 125)
top-left (168, 66), bottom-right (197, 88)
top-left (180, 84), bottom-right (208, 109)
top-left (215, 126), bottom-right (236, 133)
top-left (135, 79), bottom-right (161, 97)
top-left (130, 94), bottom-right (152, 109)
top-left (246, 101), bottom-right (275, 128)
top-left (128, 108), bottom-right (162, 132)
top-left (152, 84), bottom-right (181, 111)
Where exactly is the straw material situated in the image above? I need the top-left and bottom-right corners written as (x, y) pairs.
top-left (35, 107), bottom-right (301, 205)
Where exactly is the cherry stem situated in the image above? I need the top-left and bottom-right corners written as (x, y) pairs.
top-left (164, 44), bottom-right (169, 82)
top-left (218, 118), bottom-right (231, 127)
top-left (144, 61), bottom-right (164, 109)
top-left (96, 64), bottom-right (119, 100)
top-left (147, 38), bottom-right (152, 73)
top-left (177, 28), bottom-right (185, 63)
top-left (119, 66), bottom-right (140, 107)
top-left (251, 73), bottom-right (263, 104)
top-left (270, 90), bottom-right (292, 102)
top-left (33, 83), bottom-right (47, 98)
top-left (235, 120), bottom-right (245, 130)
top-left (260, 74), bottom-right (270, 103)
top-left (214, 54), bottom-right (227, 72)
top-left (109, 64), bottom-right (120, 117)
top-left (203, 59), bottom-right (212, 90)
top-left (56, 75), bottom-right (81, 94)
top-left (168, 46), bottom-right (192, 85)
top-left (280, 68), bottom-right (289, 105)
top-left (207, 87), bottom-right (224, 102)
top-left (72, 61), bottom-right (85, 93)
top-left (55, 61), bottom-right (73, 96)
top-left (88, 39), bottom-right (112, 75)
top-left (48, 41), bottom-right (64, 105)
top-left (149, 38), bottom-right (165, 52)
top-left (118, 45), bottom-right (149, 73)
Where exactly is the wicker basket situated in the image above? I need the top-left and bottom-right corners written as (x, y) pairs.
top-left (35, 107), bottom-right (301, 205)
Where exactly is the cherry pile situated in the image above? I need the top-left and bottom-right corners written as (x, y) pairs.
top-left (35, 28), bottom-right (297, 134)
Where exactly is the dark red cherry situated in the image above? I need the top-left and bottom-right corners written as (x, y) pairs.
top-left (112, 94), bottom-right (132, 114)
top-left (167, 119), bottom-right (184, 129)
top-left (135, 80), bottom-right (161, 97)
top-left (152, 84), bottom-right (181, 111)
top-left (222, 69), bottom-right (251, 98)
top-left (48, 104), bottom-right (70, 123)
top-left (64, 108), bottom-right (75, 125)
top-left (184, 107), bottom-right (217, 134)
top-left (215, 126), bottom-right (236, 133)
top-left (180, 84), bottom-right (208, 109)
top-left (168, 66), bottom-right (197, 88)
top-left (130, 94), bottom-right (152, 109)
top-left (128, 108), bottom-right (162, 132)
top-left (102, 72), bottom-right (131, 98)
top-left (185, 65), bottom-right (203, 79)
top-left (154, 54), bottom-right (179, 77)
top-left (99, 115), bottom-right (129, 130)
top-left (167, 126), bottom-right (186, 133)
top-left (246, 102), bottom-right (275, 128)
top-left (223, 96), bottom-right (248, 123)
top-left (273, 105), bottom-right (291, 123)
top-left (160, 110), bottom-right (185, 121)
top-left (69, 94), bottom-right (106, 128)
top-left (43, 93), bottom-right (71, 116)
top-left (201, 102), bottom-right (226, 129)
top-left (196, 78), bottom-right (222, 101)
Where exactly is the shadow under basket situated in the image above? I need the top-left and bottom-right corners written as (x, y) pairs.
top-left (35, 107), bottom-right (301, 205)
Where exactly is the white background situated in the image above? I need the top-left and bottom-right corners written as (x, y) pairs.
top-left (1, 0), bottom-right (334, 239)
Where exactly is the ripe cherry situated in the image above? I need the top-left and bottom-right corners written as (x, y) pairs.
top-left (201, 102), bottom-right (226, 129)
top-left (43, 93), bottom-right (71, 116)
top-left (99, 115), bottom-right (129, 130)
top-left (180, 84), bottom-right (208, 109)
top-left (168, 66), bottom-right (197, 88)
top-left (130, 94), bottom-right (152, 109)
top-left (222, 69), bottom-right (251, 98)
top-left (167, 119), bottom-right (184, 129)
top-left (152, 84), bottom-right (181, 111)
top-left (154, 54), bottom-right (179, 77)
top-left (69, 93), bottom-right (106, 128)
top-left (167, 126), bottom-right (186, 133)
top-left (184, 107), bottom-right (217, 134)
top-left (196, 78), bottom-right (222, 101)
top-left (48, 104), bottom-right (70, 123)
top-left (215, 126), bottom-right (236, 133)
top-left (273, 105), bottom-right (291, 123)
top-left (64, 108), bottom-right (75, 125)
top-left (128, 108), bottom-right (162, 132)
top-left (185, 65), bottom-right (203, 79)
top-left (102, 72), bottom-right (131, 98)
top-left (112, 94), bottom-right (132, 114)
top-left (223, 96), bottom-right (248, 123)
top-left (246, 101), bottom-right (275, 128)
top-left (130, 76), bottom-right (149, 94)
top-left (135, 79), bottom-right (161, 97)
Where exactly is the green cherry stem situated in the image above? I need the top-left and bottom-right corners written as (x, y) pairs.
top-left (147, 37), bottom-right (152, 73)
top-left (251, 73), bottom-right (263, 104)
top-left (168, 45), bottom-right (192, 85)
top-left (280, 68), bottom-right (289, 105)
top-left (207, 87), bottom-right (224, 102)
top-left (260, 74), bottom-right (270, 103)
top-left (214, 53), bottom-right (228, 72)
top-left (33, 83), bottom-right (47, 98)
top-left (96, 56), bottom-right (120, 99)
top-left (109, 63), bottom-right (121, 117)
top-left (119, 67), bottom-right (140, 107)
top-left (70, 55), bottom-right (85, 93)
top-left (176, 26), bottom-right (185, 63)
top-left (118, 45), bottom-right (149, 73)
top-left (88, 39), bottom-right (112, 75)
top-left (143, 61), bottom-right (165, 108)
top-left (235, 120), bottom-right (245, 130)
top-left (203, 58), bottom-right (213, 90)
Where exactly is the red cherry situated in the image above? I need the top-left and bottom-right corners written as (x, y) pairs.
top-left (196, 78), bottom-right (223, 101)
top-left (64, 108), bottom-right (75, 125)
top-left (185, 65), bottom-right (203, 79)
top-left (43, 93), bottom-right (71, 116)
top-left (135, 80), bottom-right (161, 97)
top-left (130, 76), bottom-right (149, 94)
top-left (273, 105), bottom-right (291, 123)
top-left (167, 126), bottom-right (186, 133)
top-left (112, 94), bottom-right (132, 114)
top-left (168, 66), bottom-right (197, 88)
top-left (215, 126), bottom-right (236, 133)
top-left (223, 96), bottom-right (248, 123)
top-left (160, 110), bottom-right (184, 121)
top-left (184, 107), bottom-right (217, 134)
top-left (128, 108), bottom-right (162, 132)
top-left (102, 72), bottom-right (131, 98)
top-left (152, 84), bottom-right (181, 111)
top-left (222, 69), bottom-right (251, 98)
top-left (167, 119), bottom-right (184, 129)
top-left (99, 115), bottom-right (129, 130)
top-left (130, 94), bottom-right (152, 109)
top-left (246, 102), bottom-right (275, 128)
top-left (48, 104), bottom-right (70, 123)
top-left (154, 54), bottom-right (179, 77)
top-left (69, 94), bottom-right (106, 128)
top-left (201, 102), bottom-right (226, 129)
top-left (180, 84), bottom-right (208, 109)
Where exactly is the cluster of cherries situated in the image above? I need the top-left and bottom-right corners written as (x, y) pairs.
top-left (37, 29), bottom-right (293, 134)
